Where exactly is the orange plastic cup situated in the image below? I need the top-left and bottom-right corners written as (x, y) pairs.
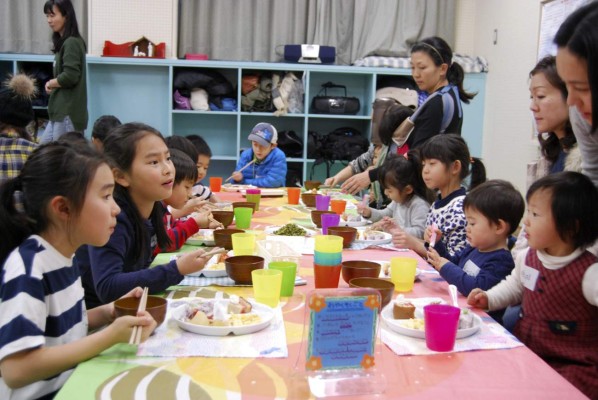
top-left (287, 187), bottom-right (301, 205)
top-left (209, 177), bottom-right (222, 192)
top-left (330, 199), bottom-right (347, 215)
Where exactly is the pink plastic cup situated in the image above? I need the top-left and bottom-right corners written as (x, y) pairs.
top-left (424, 304), bottom-right (460, 352)
top-left (320, 213), bottom-right (340, 235)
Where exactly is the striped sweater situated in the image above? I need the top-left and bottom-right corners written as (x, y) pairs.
top-left (0, 235), bottom-right (87, 400)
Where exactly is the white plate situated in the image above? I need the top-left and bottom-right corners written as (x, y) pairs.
top-left (186, 254), bottom-right (228, 278)
top-left (186, 229), bottom-right (215, 246)
top-left (264, 225), bottom-right (317, 237)
top-left (172, 301), bottom-right (274, 336)
top-left (339, 216), bottom-right (371, 227)
top-left (241, 188), bottom-right (285, 197)
top-left (353, 231), bottom-right (392, 245)
top-left (381, 302), bottom-right (481, 339)
top-left (221, 184), bottom-right (257, 192)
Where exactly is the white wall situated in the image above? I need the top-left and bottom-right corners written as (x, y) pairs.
top-left (455, 0), bottom-right (542, 194)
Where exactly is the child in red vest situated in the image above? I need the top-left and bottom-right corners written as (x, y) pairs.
top-left (468, 172), bottom-right (598, 398)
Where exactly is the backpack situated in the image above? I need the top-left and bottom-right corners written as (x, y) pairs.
top-left (309, 127), bottom-right (369, 179)
top-left (321, 127), bottom-right (369, 161)
top-left (277, 130), bottom-right (303, 157)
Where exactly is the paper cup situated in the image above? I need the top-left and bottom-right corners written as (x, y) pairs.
top-left (287, 187), bottom-right (301, 204)
top-left (314, 235), bottom-right (343, 253)
top-left (424, 304), bottom-right (460, 352)
top-left (320, 213), bottom-right (340, 235)
top-left (315, 194), bottom-right (331, 211)
top-left (209, 176), bottom-right (222, 192)
top-left (231, 232), bottom-right (256, 256)
top-left (268, 261), bottom-right (297, 296)
top-left (390, 257), bottom-right (417, 292)
top-left (330, 199), bottom-right (347, 215)
top-left (234, 207), bottom-right (253, 229)
top-left (314, 263), bottom-right (341, 289)
top-left (252, 269), bottom-right (282, 307)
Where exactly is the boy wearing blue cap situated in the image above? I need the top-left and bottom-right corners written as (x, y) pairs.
top-left (231, 122), bottom-right (287, 187)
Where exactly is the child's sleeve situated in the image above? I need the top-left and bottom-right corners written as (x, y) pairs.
top-left (154, 217), bottom-right (200, 256)
top-left (402, 198), bottom-right (430, 239)
top-left (368, 203), bottom-right (394, 222)
top-left (439, 249), bottom-right (515, 297)
top-left (486, 249), bottom-right (527, 311)
top-left (582, 263), bottom-right (598, 306)
top-left (192, 184), bottom-right (212, 200)
top-left (443, 198), bottom-right (467, 256)
top-left (89, 220), bottom-right (183, 304)
top-left (0, 256), bottom-right (46, 362)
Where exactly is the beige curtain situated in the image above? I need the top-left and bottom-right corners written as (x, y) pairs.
top-left (0, 0), bottom-right (454, 63)
top-left (0, 0), bottom-right (88, 54)
top-left (178, 0), bottom-right (455, 64)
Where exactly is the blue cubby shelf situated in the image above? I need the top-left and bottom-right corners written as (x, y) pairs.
top-left (0, 54), bottom-right (486, 183)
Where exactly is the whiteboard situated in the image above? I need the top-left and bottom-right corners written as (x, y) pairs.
top-left (538, 0), bottom-right (589, 60)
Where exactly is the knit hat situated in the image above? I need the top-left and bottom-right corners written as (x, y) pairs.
top-left (0, 74), bottom-right (37, 127)
top-left (248, 122), bottom-right (278, 147)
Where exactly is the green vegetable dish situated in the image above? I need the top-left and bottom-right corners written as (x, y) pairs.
top-left (273, 223), bottom-right (306, 236)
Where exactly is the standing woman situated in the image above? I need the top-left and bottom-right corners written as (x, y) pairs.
top-left (554, 1), bottom-right (598, 187)
top-left (40, 0), bottom-right (87, 143)
top-left (341, 36), bottom-right (476, 195)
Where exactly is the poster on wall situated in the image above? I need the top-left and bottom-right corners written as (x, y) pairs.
top-left (537, 0), bottom-right (589, 60)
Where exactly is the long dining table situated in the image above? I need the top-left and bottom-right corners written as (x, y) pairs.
top-left (56, 189), bottom-right (587, 400)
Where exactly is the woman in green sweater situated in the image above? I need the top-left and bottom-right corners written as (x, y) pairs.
top-left (40, 0), bottom-right (87, 143)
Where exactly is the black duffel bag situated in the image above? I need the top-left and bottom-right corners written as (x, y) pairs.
top-left (310, 81), bottom-right (360, 115)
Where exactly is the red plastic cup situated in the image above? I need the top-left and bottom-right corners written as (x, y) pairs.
top-left (314, 263), bottom-right (341, 289)
top-left (287, 187), bottom-right (301, 205)
top-left (209, 177), bottom-right (222, 192)
top-left (424, 304), bottom-right (460, 352)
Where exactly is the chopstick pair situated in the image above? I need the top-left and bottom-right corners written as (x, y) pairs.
top-left (128, 287), bottom-right (149, 345)
top-left (202, 247), bottom-right (226, 259)
top-left (224, 159), bottom-right (255, 183)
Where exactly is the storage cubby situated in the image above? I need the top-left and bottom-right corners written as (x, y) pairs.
top-left (0, 54), bottom-right (487, 185)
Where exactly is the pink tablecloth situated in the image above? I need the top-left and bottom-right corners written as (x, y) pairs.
top-left (56, 190), bottom-right (586, 400)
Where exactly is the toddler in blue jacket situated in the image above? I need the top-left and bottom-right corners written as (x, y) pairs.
top-left (231, 122), bottom-right (287, 187)
top-left (426, 180), bottom-right (525, 300)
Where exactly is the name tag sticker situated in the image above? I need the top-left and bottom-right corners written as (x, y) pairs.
top-left (520, 265), bottom-right (540, 291)
top-left (463, 260), bottom-right (481, 277)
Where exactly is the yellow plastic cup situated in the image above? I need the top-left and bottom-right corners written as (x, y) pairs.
top-left (252, 269), bottom-right (283, 307)
top-left (231, 232), bottom-right (256, 256)
top-left (390, 257), bottom-right (417, 292)
top-left (314, 235), bottom-right (343, 253)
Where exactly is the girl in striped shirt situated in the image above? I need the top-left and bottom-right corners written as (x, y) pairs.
top-left (0, 142), bottom-right (156, 400)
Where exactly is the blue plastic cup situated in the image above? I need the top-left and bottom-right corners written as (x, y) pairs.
top-left (314, 250), bottom-right (343, 266)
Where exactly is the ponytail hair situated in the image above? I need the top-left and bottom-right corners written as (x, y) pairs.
top-left (411, 36), bottom-right (476, 104)
top-left (102, 123), bottom-right (171, 260)
top-left (419, 134), bottom-right (486, 190)
top-left (0, 142), bottom-right (105, 264)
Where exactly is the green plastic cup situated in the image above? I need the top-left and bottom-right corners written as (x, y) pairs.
top-left (234, 207), bottom-right (253, 229)
top-left (268, 261), bottom-right (297, 296)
